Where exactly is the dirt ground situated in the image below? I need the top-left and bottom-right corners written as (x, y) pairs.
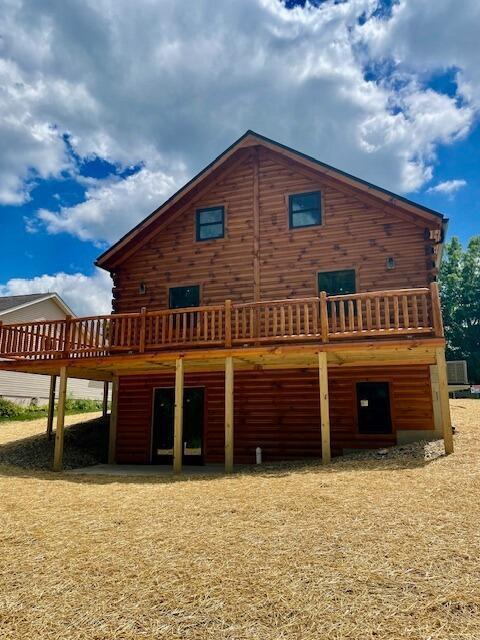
top-left (0, 400), bottom-right (478, 639)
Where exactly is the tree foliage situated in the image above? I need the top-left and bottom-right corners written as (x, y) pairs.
top-left (439, 236), bottom-right (480, 383)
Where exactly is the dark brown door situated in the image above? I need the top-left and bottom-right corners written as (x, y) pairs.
top-left (152, 388), bottom-right (204, 464)
top-left (356, 382), bottom-right (392, 434)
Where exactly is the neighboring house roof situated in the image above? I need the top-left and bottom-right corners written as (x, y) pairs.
top-left (0, 293), bottom-right (76, 318)
top-left (96, 129), bottom-right (448, 270)
top-left (0, 293), bottom-right (47, 314)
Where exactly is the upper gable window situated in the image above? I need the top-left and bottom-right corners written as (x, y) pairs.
top-left (289, 191), bottom-right (322, 229)
top-left (196, 206), bottom-right (225, 241)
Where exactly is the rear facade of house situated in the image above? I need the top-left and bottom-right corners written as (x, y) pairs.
top-left (0, 132), bottom-right (452, 469)
top-left (103, 135), bottom-right (447, 465)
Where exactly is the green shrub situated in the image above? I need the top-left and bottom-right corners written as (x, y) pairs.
top-left (0, 397), bottom-right (24, 418)
top-left (65, 398), bottom-right (104, 413)
top-left (0, 395), bottom-right (104, 422)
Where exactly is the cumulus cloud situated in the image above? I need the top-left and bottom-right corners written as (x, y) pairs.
top-left (360, 0), bottom-right (480, 107)
top-left (0, 0), bottom-right (478, 244)
top-left (0, 59), bottom-right (72, 204)
top-left (0, 269), bottom-right (112, 316)
top-left (37, 168), bottom-right (182, 244)
top-left (427, 179), bottom-right (467, 195)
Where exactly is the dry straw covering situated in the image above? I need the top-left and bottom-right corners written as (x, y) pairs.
top-left (0, 400), bottom-right (479, 639)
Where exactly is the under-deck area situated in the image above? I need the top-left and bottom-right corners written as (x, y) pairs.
top-left (0, 334), bottom-right (453, 472)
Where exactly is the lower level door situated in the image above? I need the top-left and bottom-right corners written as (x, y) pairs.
top-left (356, 382), bottom-right (392, 435)
top-left (152, 387), bottom-right (204, 464)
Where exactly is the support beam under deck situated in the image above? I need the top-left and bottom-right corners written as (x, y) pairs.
top-left (225, 356), bottom-right (234, 473)
top-left (318, 352), bottom-right (331, 464)
top-left (435, 346), bottom-right (454, 454)
top-left (46, 375), bottom-right (57, 440)
top-left (102, 381), bottom-right (109, 417)
top-left (173, 358), bottom-right (184, 474)
top-left (108, 376), bottom-right (119, 464)
top-left (53, 367), bottom-right (68, 471)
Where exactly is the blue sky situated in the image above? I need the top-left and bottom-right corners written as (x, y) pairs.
top-left (0, 0), bottom-right (478, 314)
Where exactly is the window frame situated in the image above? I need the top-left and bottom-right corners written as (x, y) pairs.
top-left (288, 190), bottom-right (323, 230)
top-left (195, 205), bottom-right (225, 242)
top-left (168, 284), bottom-right (201, 310)
top-left (317, 268), bottom-right (357, 297)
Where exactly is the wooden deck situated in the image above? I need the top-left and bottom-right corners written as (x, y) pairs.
top-left (0, 284), bottom-right (443, 362)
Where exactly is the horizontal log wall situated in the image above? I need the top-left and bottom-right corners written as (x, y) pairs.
top-left (258, 148), bottom-right (433, 298)
top-left (115, 365), bottom-right (434, 464)
top-left (112, 147), bottom-right (439, 313)
top-left (114, 155), bottom-right (255, 311)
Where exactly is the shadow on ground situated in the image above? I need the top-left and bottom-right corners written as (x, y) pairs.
top-left (0, 414), bottom-right (447, 485)
top-left (0, 416), bottom-right (109, 471)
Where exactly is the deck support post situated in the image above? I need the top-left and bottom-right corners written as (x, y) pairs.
top-left (225, 356), bottom-right (234, 473)
top-left (173, 358), bottom-right (184, 474)
top-left (108, 376), bottom-right (119, 464)
top-left (46, 375), bottom-right (57, 440)
top-left (435, 346), bottom-right (454, 454)
top-left (318, 351), bottom-right (331, 464)
top-left (429, 365), bottom-right (442, 437)
top-left (102, 381), bottom-right (109, 417)
top-left (53, 367), bottom-right (68, 471)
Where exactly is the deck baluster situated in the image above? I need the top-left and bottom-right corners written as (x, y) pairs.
top-left (0, 288), bottom-right (437, 359)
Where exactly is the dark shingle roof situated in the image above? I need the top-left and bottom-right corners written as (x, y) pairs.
top-left (0, 293), bottom-right (50, 314)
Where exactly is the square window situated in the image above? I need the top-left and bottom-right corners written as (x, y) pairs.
top-left (168, 285), bottom-right (200, 310)
top-left (196, 206), bottom-right (224, 241)
top-left (289, 191), bottom-right (322, 229)
top-left (318, 269), bottom-right (356, 296)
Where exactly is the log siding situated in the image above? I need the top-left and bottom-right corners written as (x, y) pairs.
top-left (115, 365), bottom-right (434, 464)
top-left (112, 147), bottom-right (438, 314)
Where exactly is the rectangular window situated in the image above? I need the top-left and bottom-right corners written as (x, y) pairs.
top-left (196, 206), bottom-right (224, 241)
top-left (168, 285), bottom-right (200, 310)
top-left (318, 269), bottom-right (356, 296)
top-left (289, 191), bottom-right (322, 229)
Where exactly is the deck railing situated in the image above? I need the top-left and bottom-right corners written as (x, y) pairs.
top-left (0, 284), bottom-right (443, 361)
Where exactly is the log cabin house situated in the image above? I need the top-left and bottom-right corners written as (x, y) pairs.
top-left (0, 131), bottom-right (453, 471)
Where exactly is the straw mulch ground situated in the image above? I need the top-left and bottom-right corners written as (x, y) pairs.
top-left (0, 400), bottom-right (479, 639)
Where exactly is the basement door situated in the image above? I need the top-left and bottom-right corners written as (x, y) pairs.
top-left (356, 382), bottom-right (392, 435)
top-left (151, 388), bottom-right (204, 464)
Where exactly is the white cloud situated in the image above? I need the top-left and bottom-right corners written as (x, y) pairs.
top-left (427, 179), bottom-right (467, 195)
top-left (0, 0), bottom-right (478, 243)
top-left (0, 269), bottom-right (112, 316)
top-left (360, 0), bottom-right (480, 107)
top-left (0, 59), bottom-right (72, 204)
top-left (37, 167), bottom-right (182, 244)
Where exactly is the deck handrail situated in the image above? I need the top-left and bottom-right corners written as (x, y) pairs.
top-left (0, 284), bottom-right (442, 361)
top-left (326, 287), bottom-right (430, 301)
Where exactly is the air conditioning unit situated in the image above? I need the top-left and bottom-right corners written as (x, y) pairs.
top-left (447, 360), bottom-right (468, 385)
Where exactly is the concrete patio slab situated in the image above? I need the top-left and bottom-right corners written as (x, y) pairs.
top-left (65, 463), bottom-right (226, 477)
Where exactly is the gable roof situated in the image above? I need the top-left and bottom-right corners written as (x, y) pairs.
top-left (96, 130), bottom-right (447, 270)
top-left (0, 293), bottom-right (46, 314)
top-left (0, 292), bottom-right (75, 318)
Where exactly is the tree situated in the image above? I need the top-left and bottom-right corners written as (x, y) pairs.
top-left (439, 236), bottom-right (480, 383)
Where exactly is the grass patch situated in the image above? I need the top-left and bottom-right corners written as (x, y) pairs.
top-left (0, 400), bottom-right (478, 639)
top-left (0, 396), bottom-right (106, 422)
